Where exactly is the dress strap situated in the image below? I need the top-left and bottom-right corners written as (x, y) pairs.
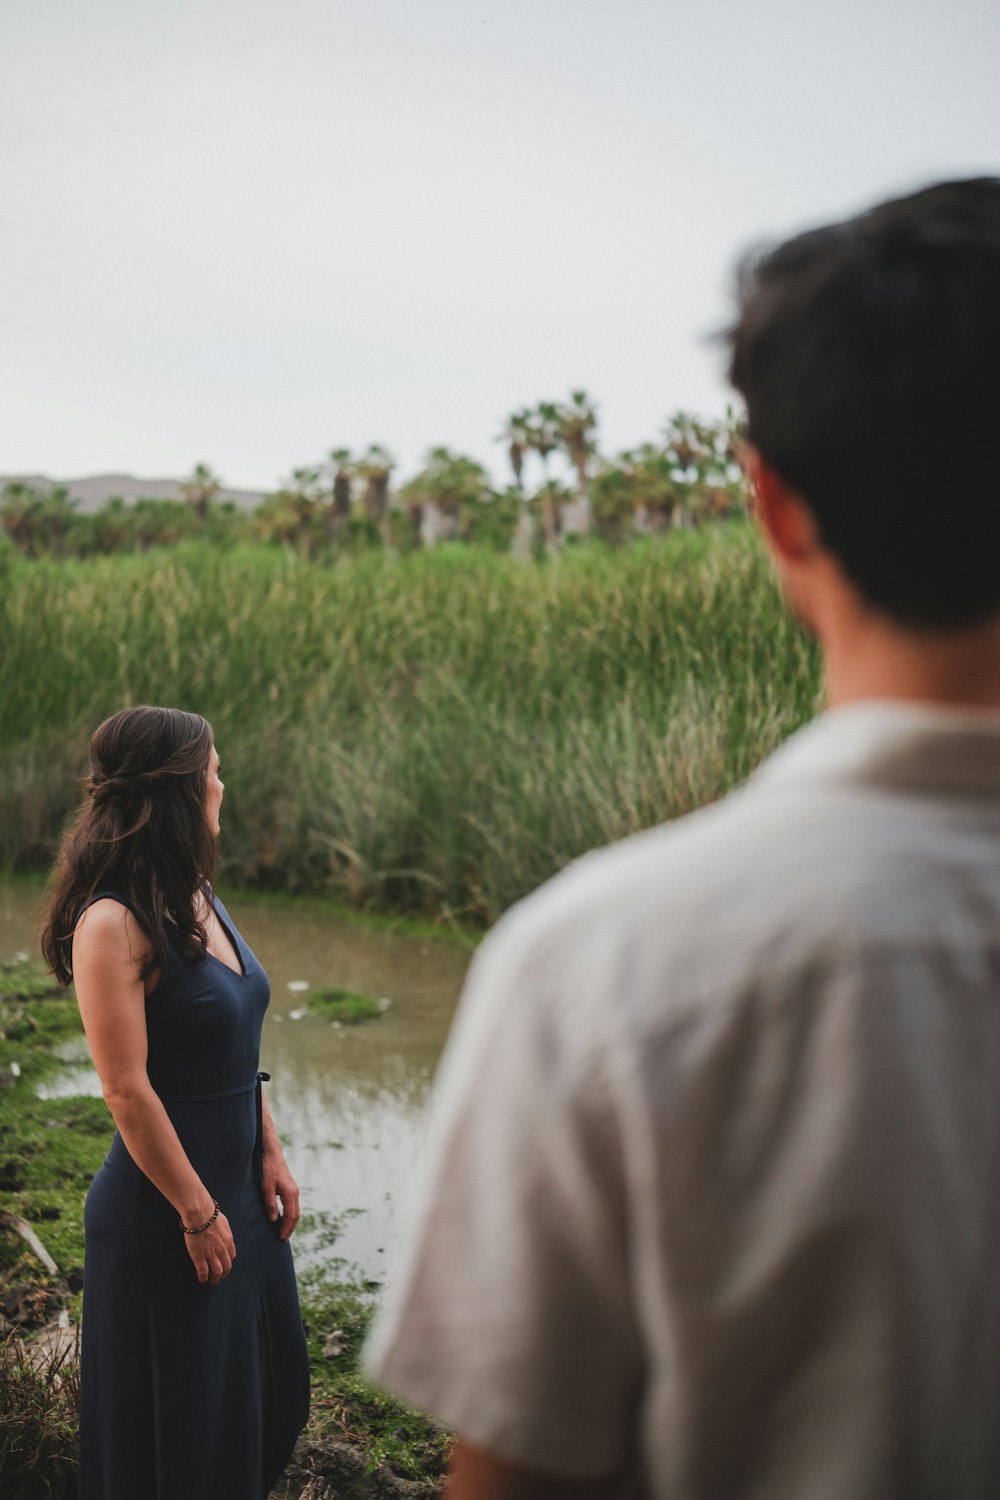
top-left (75, 889), bottom-right (144, 926)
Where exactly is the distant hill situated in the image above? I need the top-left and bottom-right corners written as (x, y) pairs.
top-left (0, 473), bottom-right (268, 513)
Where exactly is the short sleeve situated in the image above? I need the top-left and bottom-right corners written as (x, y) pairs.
top-left (363, 907), bottom-right (642, 1478)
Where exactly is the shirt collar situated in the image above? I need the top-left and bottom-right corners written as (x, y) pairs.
top-left (753, 699), bottom-right (1000, 800)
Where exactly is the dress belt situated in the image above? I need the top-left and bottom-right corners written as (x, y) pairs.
top-left (158, 1076), bottom-right (264, 1104)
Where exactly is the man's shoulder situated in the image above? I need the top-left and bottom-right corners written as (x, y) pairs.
top-left (501, 764), bottom-right (825, 946)
top-left (484, 746), bottom-right (970, 1049)
top-left (477, 777), bottom-right (813, 1041)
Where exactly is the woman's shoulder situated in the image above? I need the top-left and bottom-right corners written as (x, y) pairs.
top-left (72, 897), bottom-right (156, 993)
top-left (73, 896), bottom-right (156, 982)
top-left (73, 894), bottom-right (150, 959)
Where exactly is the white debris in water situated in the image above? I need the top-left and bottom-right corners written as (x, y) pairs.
top-left (288, 1007), bottom-right (309, 1021)
top-left (287, 980), bottom-right (310, 992)
top-left (377, 997), bottom-right (392, 1013)
top-left (10, 1061), bottom-right (21, 1078)
top-left (14, 951), bottom-right (28, 964)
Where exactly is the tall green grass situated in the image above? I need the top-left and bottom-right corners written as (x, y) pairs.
top-left (0, 525), bottom-right (821, 921)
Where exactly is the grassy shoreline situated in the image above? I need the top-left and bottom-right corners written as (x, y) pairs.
top-left (1, 870), bottom-right (482, 953)
top-left (0, 960), bottom-right (448, 1497)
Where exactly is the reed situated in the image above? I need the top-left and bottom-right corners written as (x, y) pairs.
top-left (0, 525), bottom-right (821, 921)
top-left (0, 1330), bottom-right (80, 1500)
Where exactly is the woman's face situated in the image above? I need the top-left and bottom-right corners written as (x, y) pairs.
top-left (206, 746), bottom-right (224, 837)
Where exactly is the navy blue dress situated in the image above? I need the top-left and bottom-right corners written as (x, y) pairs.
top-left (78, 892), bottom-right (310, 1499)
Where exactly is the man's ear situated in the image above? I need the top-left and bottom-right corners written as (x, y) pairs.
top-left (744, 447), bottom-right (819, 564)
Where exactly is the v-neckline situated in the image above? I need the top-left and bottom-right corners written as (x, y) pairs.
top-left (206, 895), bottom-right (246, 979)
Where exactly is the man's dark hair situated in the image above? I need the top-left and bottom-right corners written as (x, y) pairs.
top-left (728, 177), bottom-right (1000, 628)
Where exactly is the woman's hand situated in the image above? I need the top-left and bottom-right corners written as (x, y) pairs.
top-left (259, 1090), bottom-right (301, 1241)
top-left (260, 1152), bottom-right (301, 1242)
top-left (183, 1207), bottom-right (237, 1286)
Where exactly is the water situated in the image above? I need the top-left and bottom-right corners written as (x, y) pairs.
top-left (0, 881), bottom-right (470, 1279)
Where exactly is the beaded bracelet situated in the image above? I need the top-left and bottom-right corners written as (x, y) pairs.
top-left (181, 1199), bottom-right (220, 1235)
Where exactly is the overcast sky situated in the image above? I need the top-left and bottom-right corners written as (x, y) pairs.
top-left (2, 0), bottom-right (998, 491)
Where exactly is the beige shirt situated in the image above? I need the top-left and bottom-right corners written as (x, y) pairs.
top-left (365, 702), bottom-right (1000, 1498)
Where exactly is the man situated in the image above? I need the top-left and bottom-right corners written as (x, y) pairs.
top-left (365, 179), bottom-right (1000, 1497)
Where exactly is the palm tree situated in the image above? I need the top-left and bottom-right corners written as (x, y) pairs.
top-left (356, 444), bottom-right (395, 524)
top-left (401, 448), bottom-right (493, 542)
top-left (1, 482), bottom-right (41, 554)
top-left (289, 464), bottom-right (323, 502)
top-left (253, 465), bottom-right (322, 552)
top-left (463, 485), bottom-right (522, 553)
top-left (179, 463), bottom-right (222, 521)
top-left (531, 478), bottom-right (574, 550)
top-left (631, 446), bottom-right (682, 531)
top-left (589, 464), bottom-right (635, 546)
top-left (395, 476), bottom-right (427, 548)
top-left (526, 402), bottom-right (561, 481)
top-left (91, 495), bottom-right (131, 554)
top-left (1, 482), bottom-right (77, 557)
top-left (254, 488), bottom-right (313, 549)
top-left (327, 448), bottom-right (353, 536)
top-left (395, 447), bottom-right (497, 549)
top-left (557, 390), bottom-right (599, 497)
top-left (496, 409), bottom-right (533, 492)
top-left (661, 411), bottom-right (747, 523)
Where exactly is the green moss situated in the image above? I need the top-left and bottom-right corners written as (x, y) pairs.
top-left (308, 987), bottom-right (384, 1025)
top-left (0, 962), bottom-right (86, 1091)
top-left (0, 961), bottom-right (64, 1004)
top-left (0, 962), bottom-right (105, 1303)
top-left (297, 1273), bottom-right (449, 1480)
top-left (0, 1092), bottom-right (110, 1310)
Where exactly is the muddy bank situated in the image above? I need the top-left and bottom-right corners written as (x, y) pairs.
top-left (278, 1435), bottom-right (442, 1499)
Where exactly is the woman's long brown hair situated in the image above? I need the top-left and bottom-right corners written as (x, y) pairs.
top-left (40, 706), bottom-right (217, 984)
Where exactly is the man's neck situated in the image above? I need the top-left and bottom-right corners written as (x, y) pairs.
top-left (823, 607), bottom-right (1000, 712)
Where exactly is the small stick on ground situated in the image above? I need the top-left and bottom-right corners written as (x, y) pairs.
top-left (0, 1210), bottom-right (60, 1277)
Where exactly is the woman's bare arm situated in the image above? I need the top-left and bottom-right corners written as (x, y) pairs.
top-left (73, 899), bottom-right (236, 1286)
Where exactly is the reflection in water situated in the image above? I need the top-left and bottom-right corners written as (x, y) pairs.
top-left (0, 882), bottom-right (471, 1277)
top-left (35, 1034), bottom-right (103, 1100)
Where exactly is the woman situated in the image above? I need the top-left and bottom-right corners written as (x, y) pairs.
top-left (41, 706), bottom-right (310, 1500)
